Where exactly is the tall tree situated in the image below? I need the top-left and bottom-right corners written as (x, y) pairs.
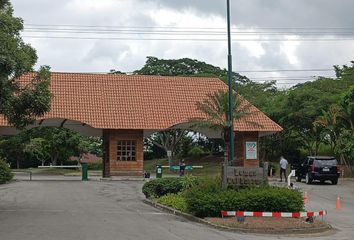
top-left (0, 0), bottom-right (51, 128)
top-left (339, 86), bottom-right (354, 130)
top-left (147, 129), bottom-right (188, 166)
top-left (133, 56), bottom-right (248, 82)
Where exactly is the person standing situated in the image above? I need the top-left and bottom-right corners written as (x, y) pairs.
top-left (179, 159), bottom-right (186, 177)
top-left (279, 156), bottom-right (288, 182)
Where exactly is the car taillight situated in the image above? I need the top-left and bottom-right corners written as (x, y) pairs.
top-left (311, 165), bottom-right (315, 173)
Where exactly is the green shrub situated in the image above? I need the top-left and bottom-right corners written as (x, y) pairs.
top-left (179, 174), bottom-right (199, 189)
top-left (188, 146), bottom-right (207, 157)
top-left (142, 178), bottom-right (184, 198)
top-left (268, 162), bottom-right (278, 176)
top-left (0, 159), bottom-right (13, 184)
top-left (184, 183), bottom-right (304, 218)
top-left (87, 161), bottom-right (102, 170)
top-left (183, 178), bottom-right (224, 217)
top-left (158, 194), bottom-right (188, 212)
top-left (237, 187), bottom-right (304, 212)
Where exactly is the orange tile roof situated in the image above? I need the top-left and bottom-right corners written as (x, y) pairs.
top-left (0, 72), bottom-right (282, 132)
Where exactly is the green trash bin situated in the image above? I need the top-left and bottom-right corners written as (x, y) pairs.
top-left (82, 163), bottom-right (89, 181)
top-left (156, 165), bottom-right (162, 178)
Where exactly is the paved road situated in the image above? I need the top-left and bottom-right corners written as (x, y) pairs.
top-left (0, 179), bottom-right (353, 240)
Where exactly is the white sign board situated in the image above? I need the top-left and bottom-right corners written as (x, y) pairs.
top-left (246, 142), bottom-right (257, 160)
top-left (167, 150), bottom-right (172, 158)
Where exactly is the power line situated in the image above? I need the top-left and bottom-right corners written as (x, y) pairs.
top-left (22, 35), bottom-right (354, 41)
top-left (53, 69), bottom-right (335, 75)
top-left (24, 23), bottom-right (354, 30)
top-left (23, 26), bottom-right (354, 36)
top-left (59, 68), bottom-right (336, 73)
top-left (37, 76), bottom-right (329, 83)
top-left (238, 69), bottom-right (333, 73)
top-left (23, 27), bottom-right (354, 34)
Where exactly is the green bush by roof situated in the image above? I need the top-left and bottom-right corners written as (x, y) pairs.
top-left (0, 159), bottom-right (13, 184)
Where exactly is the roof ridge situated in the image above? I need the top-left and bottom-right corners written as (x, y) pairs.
top-left (50, 72), bottom-right (223, 79)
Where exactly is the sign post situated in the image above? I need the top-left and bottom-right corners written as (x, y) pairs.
top-left (167, 150), bottom-right (172, 166)
top-left (226, 166), bottom-right (266, 187)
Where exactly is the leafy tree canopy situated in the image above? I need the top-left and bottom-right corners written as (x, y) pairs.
top-left (270, 75), bottom-right (354, 130)
top-left (133, 56), bottom-right (247, 81)
top-left (0, 127), bottom-right (101, 167)
top-left (0, 0), bottom-right (51, 128)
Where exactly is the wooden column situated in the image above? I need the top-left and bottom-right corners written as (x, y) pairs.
top-left (102, 129), bottom-right (111, 178)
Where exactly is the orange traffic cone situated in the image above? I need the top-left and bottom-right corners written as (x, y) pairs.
top-left (336, 195), bottom-right (341, 210)
top-left (304, 191), bottom-right (309, 204)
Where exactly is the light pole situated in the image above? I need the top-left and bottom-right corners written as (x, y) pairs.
top-left (227, 0), bottom-right (235, 166)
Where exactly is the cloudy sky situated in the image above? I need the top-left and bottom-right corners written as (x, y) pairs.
top-left (12, 0), bottom-right (354, 86)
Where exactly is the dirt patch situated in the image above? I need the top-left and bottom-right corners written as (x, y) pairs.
top-left (206, 217), bottom-right (328, 231)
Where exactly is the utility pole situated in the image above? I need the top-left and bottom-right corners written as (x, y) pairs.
top-left (223, 0), bottom-right (234, 188)
top-left (227, 0), bottom-right (235, 165)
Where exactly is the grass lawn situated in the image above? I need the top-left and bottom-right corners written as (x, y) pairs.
top-left (13, 168), bottom-right (104, 176)
top-left (15, 168), bottom-right (80, 175)
top-left (144, 155), bottom-right (224, 177)
top-left (13, 155), bottom-right (224, 177)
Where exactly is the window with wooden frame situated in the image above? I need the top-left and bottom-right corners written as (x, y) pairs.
top-left (117, 140), bottom-right (136, 161)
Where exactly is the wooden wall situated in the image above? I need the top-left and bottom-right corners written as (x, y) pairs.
top-left (103, 129), bottom-right (144, 176)
top-left (235, 131), bottom-right (260, 167)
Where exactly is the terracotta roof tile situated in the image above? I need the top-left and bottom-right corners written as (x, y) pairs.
top-left (0, 72), bottom-right (282, 132)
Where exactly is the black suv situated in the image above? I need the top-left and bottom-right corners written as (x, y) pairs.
top-left (296, 156), bottom-right (340, 185)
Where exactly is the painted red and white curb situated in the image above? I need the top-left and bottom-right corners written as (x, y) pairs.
top-left (221, 210), bottom-right (327, 218)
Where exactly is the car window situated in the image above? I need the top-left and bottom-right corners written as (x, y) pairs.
top-left (309, 159), bottom-right (314, 165)
top-left (314, 159), bottom-right (337, 167)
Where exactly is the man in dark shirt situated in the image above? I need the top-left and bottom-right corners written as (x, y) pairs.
top-left (179, 159), bottom-right (186, 176)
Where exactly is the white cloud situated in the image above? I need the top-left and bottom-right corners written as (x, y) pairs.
top-left (280, 37), bottom-right (301, 66)
top-left (11, 0), bottom-right (354, 83)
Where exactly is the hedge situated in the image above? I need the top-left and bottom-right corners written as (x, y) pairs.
top-left (0, 159), bottom-right (13, 184)
top-left (184, 184), bottom-right (304, 218)
top-left (143, 177), bottom-right (304, 218)
top-left (158, 194), bottom-right (188, 212)
top-left (142, 178), bottom-right (184, 198)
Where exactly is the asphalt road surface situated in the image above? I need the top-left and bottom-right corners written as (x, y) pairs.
top-left (0, 178), bottom-right (353, 240)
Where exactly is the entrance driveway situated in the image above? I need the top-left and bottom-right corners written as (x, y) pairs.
top-left (0, 179), bottom-right (353, 240)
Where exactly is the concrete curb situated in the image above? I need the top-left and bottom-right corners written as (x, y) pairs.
top-left (143, 198), bottom-right (334, 235)
top-left (100, 177), bottom-right (145, 182)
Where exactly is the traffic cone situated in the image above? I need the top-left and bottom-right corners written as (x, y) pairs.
top-left (336, 195), bottom-right (341, 210)
top-left (304, 191), bottom-right (309, 204)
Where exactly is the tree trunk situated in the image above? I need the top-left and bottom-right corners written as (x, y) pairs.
top-left (51, 154), bottom-right (58, 166)
top-left (224, 141), bottom-right (230, 164)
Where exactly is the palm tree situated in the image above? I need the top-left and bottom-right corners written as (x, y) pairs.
top-left (190, 90), bottom-right (252, 165)
top-left (314, 104), bottom-right (342, 153)
top-left (339, 92), bottom-right (354, 130)
top-left (314, 104), bottom-right (353, 172)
